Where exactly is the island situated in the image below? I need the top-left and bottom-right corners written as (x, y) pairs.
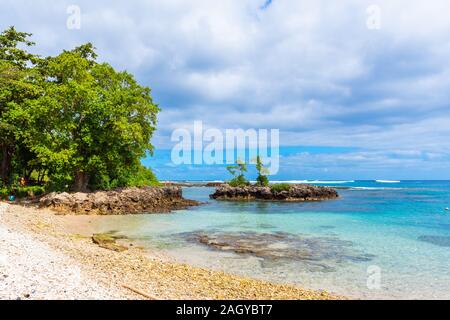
top-left (210, 184), bottom-right (338, 202)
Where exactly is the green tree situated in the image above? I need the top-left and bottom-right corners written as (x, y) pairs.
top-left (0, 27), bottom-right (40, 185)
top-left (226, 159), bottom-right (249, 187)
top-left (9, 43), bottom-right (159, 191)
top-left (255, 155), bottom-right (270, 187)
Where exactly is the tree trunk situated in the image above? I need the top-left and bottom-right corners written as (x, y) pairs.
top-left (0, 145), bottom-right (13, 185)
top-left (73, 171), bottom-right (89, 192)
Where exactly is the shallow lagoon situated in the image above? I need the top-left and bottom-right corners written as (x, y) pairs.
top-left (63, 181), bottom-right (450, 299)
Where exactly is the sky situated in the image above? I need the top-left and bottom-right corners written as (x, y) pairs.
top-left (2, 0), bottom-right (450, 180)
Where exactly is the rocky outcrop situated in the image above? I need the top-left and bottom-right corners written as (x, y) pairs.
top-left (210, 184), bottom-right (338, 202)
top-left (39, 187), bottom-right (199, 215)
top-left (180, 231), bottom-right (374, 271)
top-left (92, 233), bottom-right (128, 252)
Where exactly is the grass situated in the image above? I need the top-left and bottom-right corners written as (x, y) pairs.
top-left (270, 183), bottom-right (292, 193)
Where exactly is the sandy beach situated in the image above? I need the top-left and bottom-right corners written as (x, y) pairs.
top-left (0, 202), bottom-right (342, 300)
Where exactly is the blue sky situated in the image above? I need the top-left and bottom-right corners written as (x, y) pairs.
top-left (2, 0), bottom-right (450, 180)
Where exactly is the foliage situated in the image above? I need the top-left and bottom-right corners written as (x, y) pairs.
top-left (88, 164), bottom-right (160, 190)
top-left (226, 159), bottom-right (250, 187)
top-left (15, 186), bottom-right (46, 198)
top-left (0, 27), bottom-right (160, 193)
top-left (0, 27), bottom-right (41, 185)
top-left (255, 156), bottom-right (270, 187)
top-left (228, 175), bottom-right (250, 187)
top-left (270, 183), bottom-right (292, 193)
top-left (0, 185), bottom-right (46, 199)
top-left (0, 186), bottom-right (8, 199)
top-left (256, 175), bottom-right (269, 187)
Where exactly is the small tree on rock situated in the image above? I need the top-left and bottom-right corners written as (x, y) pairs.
top-left (255, 155), bottom-right (270, 187)
top-left (226, 159), bottom-right (249, 187)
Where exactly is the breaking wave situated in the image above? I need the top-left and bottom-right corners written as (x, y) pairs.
top-left (376, 180), bottom-right (401, 183)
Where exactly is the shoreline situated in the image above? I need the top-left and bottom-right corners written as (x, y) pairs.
top-left (0, 202), bottom-right (344, 300)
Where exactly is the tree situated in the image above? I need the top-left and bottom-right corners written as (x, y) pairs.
top-left (226, 159), bottom-right (249, 187)
top-left (0, 27), bottom-right (40, 185)
top-left (255, 155), bottom-right (270, 187)
top-left (9, 43), bottom-right (159, 191)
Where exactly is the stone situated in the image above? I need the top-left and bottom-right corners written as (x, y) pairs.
top-left (210, 184), bottom-right (339, 202)
top-left (418, 235), bottom-right (450, 247)
top-left (39, 187), bottom-right (199, 215)
top-left (178, 231), bottom-right (375, 272)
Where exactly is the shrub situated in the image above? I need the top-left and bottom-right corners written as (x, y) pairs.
top-left (256, 175), bottom-right (269, 187)
top-left (255, 155), bottom-right (270, 187)
top-left (15, 186), bottom-right (46, 198)
top-left (270, 183), bottom-right (292, 193)
top-left (226, 160), bottom-right (249, 187)
top-left (122, 165), bottom-right (160, 188)
top-left (228, 175), bottom-right (251, 187)
top-left (0, 185), bottom-right (46, 199)
top-left (88, 165), bottom-right (160, 191)
top-left (0, 186), bottom-right (9, 199)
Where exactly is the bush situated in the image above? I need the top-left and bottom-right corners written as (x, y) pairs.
top-left (256, 175), bottom-right (269, 187)
top-left (88, 165), bottom-right (160, 191)
top-left (228, 175), bottom-right (250, 187)
top-left (255, 155), bottom-right (270, 187)
top-left (122, 165), bottom-right (160, 188)
top-left (0, 185), bottom-right (46, 199)
top-left (270, 183), bottom-right (292, 193)
top-left (14, 186), bottom-right (46, 198)
top-left (0, 186), bottom-right (9, 199)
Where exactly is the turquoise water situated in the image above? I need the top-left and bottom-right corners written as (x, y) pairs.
top-left (79, 181), bottom-right (450, 299)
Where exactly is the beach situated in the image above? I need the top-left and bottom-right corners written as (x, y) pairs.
top-left (0, 202), bottom-right (340, 300)
top-left (49, 182), bottom-right (448, 300)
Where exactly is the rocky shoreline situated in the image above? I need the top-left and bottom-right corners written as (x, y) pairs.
top-left (39, 187), bottom-right (199, 215)
top-left (210, 184), bottom-right (339, 202)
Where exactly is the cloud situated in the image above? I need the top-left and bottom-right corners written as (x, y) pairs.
top-left (2, 0), bottom-right (450, 178)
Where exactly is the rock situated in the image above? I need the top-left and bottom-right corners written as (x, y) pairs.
top-left (210, 184), bottom-right (338, 202)
top-left (39, 187), bottom-right (199, 215)
top-left (92, 233), bottom-right (128, 252)
top-left (97, 242), bottom-right (128, 253)
top-left (178, 231), bottom-right (374, 272)
top-left (418, 235), bottom-right (450, 247)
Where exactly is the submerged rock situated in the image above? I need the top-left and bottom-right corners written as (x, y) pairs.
top-left (418, 235), bottom-right (450, 247)
top-left (178, 230), bottom-right (374, 272)
top-left (210, 184), bottom-right (339, 202)
top-left (39, 187), bottom-right (199, 215)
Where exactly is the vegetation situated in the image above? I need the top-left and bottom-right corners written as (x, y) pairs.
top-left (255, 155), bottom-right (269, 187)
top-left (270, 183), bottom-right (292, 193)
top-left (226, 156), bottom-right (272, 187)
top-left (0, 27), bottom-right (159, 196)
top-left (226, 159), bottom-right (250, 187)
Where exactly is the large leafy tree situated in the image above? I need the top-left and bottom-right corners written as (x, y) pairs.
top-left (6, 39), bottom-right (159, 191)
top-left (0, 27), bottom-right (40, 185)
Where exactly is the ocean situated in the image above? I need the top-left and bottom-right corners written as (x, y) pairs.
top-left (68, 180), bottom-right (450, 299)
